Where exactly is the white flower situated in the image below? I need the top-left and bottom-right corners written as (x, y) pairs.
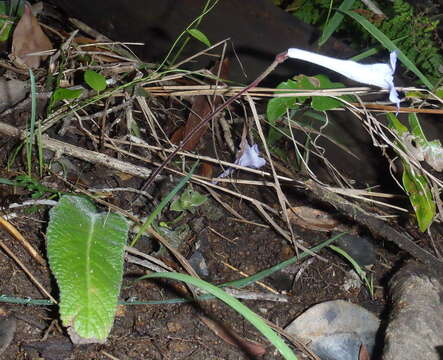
top-left (237, 143), bottom-right (266, 169)
top-left (286, 48), bottom-right (400, 109)
top-left (214, 143), bottom-right (266, 182)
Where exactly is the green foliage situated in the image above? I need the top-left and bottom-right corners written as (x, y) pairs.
top-left (266, 74), bottom-right (351, 144)
top-left (47, 195), bottom-right (128, 343)
top-left (279, 0), bottom-right (442, 87)
top-left (342, 9), bottom-right (433, 89)
top-left (0, 174), bottom-right (61, 199)
top-left (329, 244), bottom-right (374, 298)
top-left (0, 0), bottom-right (24, 42)
top-left (161, 0), bottom-right (219, 67)
top-left (84, 70), bottom-right (107, 92)
top-left (50, 88), bottom-right (83, 106)
top-left (187, 28), bottom-right (211, 47)
top-left (387, 113), bottom-right (436, 232)
top-left (130, 163), bottom-right (198, 246)
top-left (364, 0), bottom-right (441, 86)
top-left (137, 272), bottom-right (298, 360)
top-left (319, 0), bottom-right (356, 45)
top-left (402, 166), bottom-right (435, 232)
top-left (170, 187), bottom-right (207, 213)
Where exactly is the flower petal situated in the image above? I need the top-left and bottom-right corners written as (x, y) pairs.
top-left (286, 47), bottom-right (400, 108)
top-left (237, 144), bottom-right (266, 169)
top-left (213, 143), bottom-right (266, 184)
top-left (389, 50), bottom-right (397, 72)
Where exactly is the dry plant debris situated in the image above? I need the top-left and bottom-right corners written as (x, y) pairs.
top-left (0, 2), bottom-right (441, 359)
top-left (10, 2), bottom-right (52, 69)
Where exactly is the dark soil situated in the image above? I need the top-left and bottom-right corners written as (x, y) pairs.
top-left (0, 1), bottom-right (441, 360)
top-left (0, 171), bottom-right (400, 359)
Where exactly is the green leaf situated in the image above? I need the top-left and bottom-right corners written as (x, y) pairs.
top-left (341, 9), bottom-right (434, 89)
top-left (47, 195), bottom-right (129, 343)
top-left (408, 113), bottom-right (428, 146)
top-left (51, 88), bottom-right (83, 105)
top-left (402, 168), bottom-right (435, 232)
top-left (266, 79), bottom-right (300, 144)
top-left (84, 70), bottom-right (107, 92)
top-left (266, 79), bottom-right (299, 124)
top-left (387, 112), bottom-right (408, 135)
top-left (187, 28), bottom-right (211, 47)
top-left (130, 162), bottom-right (197, 247)
top-left (310, 74), bottom-right (346, 111)
top-left (170, 188), bottom-right (207, 212)
top-left (266, 75), bottom-right (349, 144)
top-left (138, 272), bottom-right (298, 360)
top-left (0, 1), bottom-right (24, 42)
top-left (319, 0), bottom-right (356, 46)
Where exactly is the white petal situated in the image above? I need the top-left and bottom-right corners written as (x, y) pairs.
top-left (287, 48), bottom-right (395, 89)
top-left (237, 143), bottom-right (266, 169)
top-left (213, 143), bottom-right (266, 184)
top-left (389, 50), bottom-right (397, 72)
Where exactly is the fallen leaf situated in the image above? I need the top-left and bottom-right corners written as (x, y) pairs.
top-left (199, 315), bottom-right (266, 357)
top-left (286, 206), bottom-right (338, 231)
top-left (11, 2), bottom-right (52, 68)
top-left (172, 58), bottom-right (229, 151)
top-left (73, 36), bottom-right (119, 63)
top-left (198, 162), bottom-right (213, 178)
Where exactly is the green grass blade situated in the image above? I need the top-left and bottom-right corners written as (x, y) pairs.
top-left (319, 0), bottom-right (356, 46)
top-left (349, 35), bottom-right (409, 62)
top-left (139, 272), bottom-right (297, 360)
top-left (1, 235), bottom-right (343, 310)
top-left (341, 9), bottom-right (433, 89)
top-left (130, 162), bottom-right (198, 246)
top-left (221, 233), bottom-right (344, 288)
top-left (160, 0), bottom-right (219, 67)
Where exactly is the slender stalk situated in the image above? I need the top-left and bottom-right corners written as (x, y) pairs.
top-left (140, 51), bottom-right (289, 192)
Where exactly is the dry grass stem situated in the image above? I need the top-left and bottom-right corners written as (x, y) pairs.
top-left (0, 239), bottom-right (56, 303)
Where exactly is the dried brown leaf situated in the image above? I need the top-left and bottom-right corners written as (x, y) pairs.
top-left (11, 2), bottom-right (52, 68)
top-left (174, 58), bottom-right (229, 151)
top-left (198, 162), bottom-right (213, 178)
top-left (286, 206), bottom-right (338, 231)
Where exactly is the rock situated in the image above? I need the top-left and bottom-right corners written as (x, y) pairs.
top-left (50, 0), bottom-right (356, 85)
top-left (383, 263), bottom-right (443, 360)
top-left (334, 233), bottom-right (377, 267)
top-left (188, 250), bottom-right (209, 278)
top-left (0, 79), bottom-right (28, 112)
top-left (285, 300), bottom-right (380, 360)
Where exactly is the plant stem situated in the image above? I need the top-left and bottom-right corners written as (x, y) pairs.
top-left (140, 51), bottom-right (289, 193)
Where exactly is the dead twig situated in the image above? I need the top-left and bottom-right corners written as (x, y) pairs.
top-left (139, 51), bottom-right (289, 193)
top-left (0, 215), bottom-right (45, 266)
top-left (305, 180), bottom-right (443, 274)
top-left (0, 121), bottom-right (163, 181)
top-left (0, 239), bottom-right (56, 303)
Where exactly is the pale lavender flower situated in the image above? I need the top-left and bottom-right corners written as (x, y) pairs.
top-left (286, 48), bottom-right (400, 109)
top-left (214, 143), bottom-right (266, 182)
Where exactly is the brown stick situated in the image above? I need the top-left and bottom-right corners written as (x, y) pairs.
top-left (139, 51), bottom-right (289, 193)
top-left (0, 121), bottom-right (161, 180)
top-left (305, 180), bottom-right (443, 274)
top-left (0, 215), bottom-right (46, 266)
